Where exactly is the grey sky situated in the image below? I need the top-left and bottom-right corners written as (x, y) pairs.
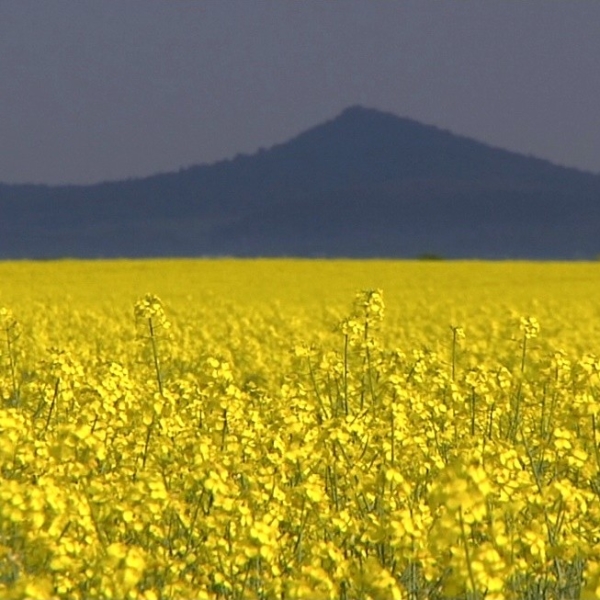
top-left (1, 1), bottom-right (599, 185)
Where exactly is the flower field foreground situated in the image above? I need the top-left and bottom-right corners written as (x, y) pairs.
top-left (1, 259), bottom-right (600, 599)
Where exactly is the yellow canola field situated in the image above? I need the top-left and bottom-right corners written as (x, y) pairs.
top-left (1, 259), bottom-right (600, 599)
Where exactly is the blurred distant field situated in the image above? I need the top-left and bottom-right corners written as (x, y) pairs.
top-left (1, 259), bottom-right (600, 351)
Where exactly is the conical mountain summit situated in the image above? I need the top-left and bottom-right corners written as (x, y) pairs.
top-left (1, 106), bottom-right (599, 259)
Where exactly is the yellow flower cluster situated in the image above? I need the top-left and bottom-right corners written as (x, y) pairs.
top-left (0, 259), bottom-right (600, 599)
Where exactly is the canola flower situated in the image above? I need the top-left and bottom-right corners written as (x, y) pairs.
top-left (0, 260), bottom-right (600, 598)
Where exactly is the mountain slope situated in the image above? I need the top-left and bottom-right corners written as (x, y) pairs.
top-left (1, 105), bottom-right (599, 259)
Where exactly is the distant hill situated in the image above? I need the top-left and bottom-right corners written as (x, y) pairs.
top-left (1, 105), bottom-right (600, 259)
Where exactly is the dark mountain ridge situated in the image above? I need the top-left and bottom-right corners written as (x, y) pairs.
top-left (1, 105), bottom-right (599, 259)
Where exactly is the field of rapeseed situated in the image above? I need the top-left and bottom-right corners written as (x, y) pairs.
top-left (1, 259), bottom-right (600, 599)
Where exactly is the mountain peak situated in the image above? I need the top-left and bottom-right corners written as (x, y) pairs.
top-left (1, 106), bottom-right (599, 259)
top-left (338, 104), bottom-right (389, 118)
top-left (332, 104), bottom-right (433, 132)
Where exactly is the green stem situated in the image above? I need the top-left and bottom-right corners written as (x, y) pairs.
top-left (470, 389), bottom-right (476, 436)
top-left (343, 333), bottom-right (349, 416)
top-left (220, 409), bottom-right (228, 451)
top-left (458, 507), bottom-right (478, 597)
top-left (592, 415), bottom-right (600, 474)
top-left (43, 378), bottom-right (60, 435)
top-left (451, 326), bottom-right (457, 381)
top-left (5, 325), bottom-right (19, 405)
top-left (148, 317), bottom-right (164, 397)
top-left (141, 316), bottom-right (164, 470)
top-left (307, 355), bottom-right (326, 423)
top-left (520, 334), bottom-right (527, 374)
top-left (390, 402), bottom-right (395, 467)
top-left (142, 417), bottom-right (154, 470)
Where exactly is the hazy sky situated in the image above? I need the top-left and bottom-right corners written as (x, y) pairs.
top-left (2, 1), bottom-right (600, 185)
